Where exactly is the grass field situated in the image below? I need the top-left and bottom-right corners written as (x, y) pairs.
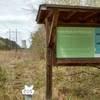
top-left (0, 50), bottom-right (100, 100)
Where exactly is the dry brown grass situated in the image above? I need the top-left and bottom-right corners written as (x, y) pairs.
top-left (0, 50), bottom-right (100, 100)
top-left (0, 50), bottom-right (47, 100)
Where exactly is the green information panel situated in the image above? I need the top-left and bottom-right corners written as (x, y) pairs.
top-left (56, 27), bottom-right (95, 58)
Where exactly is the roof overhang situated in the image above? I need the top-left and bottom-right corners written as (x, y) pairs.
top-left (36, 4), bottom-right (100, 27)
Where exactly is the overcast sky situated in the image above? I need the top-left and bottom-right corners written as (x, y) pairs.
top-left (0, 0), bottom-right (44, 47)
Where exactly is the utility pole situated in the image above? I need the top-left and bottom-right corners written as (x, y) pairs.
top-left (15, 29), bottom-right (18, 52)
top-left (6, 29), bottom-right (20, 51)
top-left (5, 32), bottom-right (8, 50)
top-left (9, 29), bottom-right (11, 50)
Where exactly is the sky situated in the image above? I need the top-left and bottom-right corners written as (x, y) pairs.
top-left (0, 0), bottom-right (44, 47)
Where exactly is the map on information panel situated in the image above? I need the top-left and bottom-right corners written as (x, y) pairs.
top-left (56, 27), bottom-right (100, 58)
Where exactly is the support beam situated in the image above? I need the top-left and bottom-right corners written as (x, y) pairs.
top-left (46, 10), bottom-right (53, 19)
top-left (58, 22), bottom-right (100, 27)
top-left (66, 11), bottom-right (77, 21)
top-left (48, 10), bottom-right (59, 46)
top-left (83, 12), bottom-right (97, 20)
top-left (45, 18), bottom-right (53, 100)
top-left (56, 58), bottom-right (100, 66)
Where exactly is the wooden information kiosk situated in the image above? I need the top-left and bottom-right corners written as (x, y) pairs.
top-left (36, 4), bottom-right (100, 100)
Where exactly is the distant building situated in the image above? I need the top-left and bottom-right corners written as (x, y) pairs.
top-left (22, 40), bottom-right (27, 48)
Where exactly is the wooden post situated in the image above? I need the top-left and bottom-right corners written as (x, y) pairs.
top-left (45, 18), bottom-right (52, 100)
top-left (45, 11), bottom-right (59, 100)
top-left (46, 47), bottom-right (52, 100)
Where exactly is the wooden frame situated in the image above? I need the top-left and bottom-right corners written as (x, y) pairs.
top-left (54, 26), bottom-right (100, 66)
top-left (36, 4), bottom-right (100, 66)
top-left (36, 4), bottom-right (100, 100)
